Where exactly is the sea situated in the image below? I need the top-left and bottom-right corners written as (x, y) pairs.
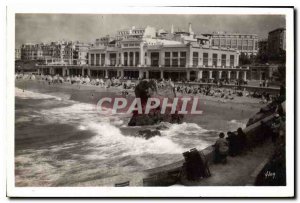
top-left (15, 81), bottom-right (253, 186)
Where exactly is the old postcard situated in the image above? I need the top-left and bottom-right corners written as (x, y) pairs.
top-left (6, 6), bottom-right (294, 197)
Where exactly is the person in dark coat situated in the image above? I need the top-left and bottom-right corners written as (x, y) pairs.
top-left (226, 131), bottom-right (238, 156)
top-left (237, 127), bottom-right (248, 154)
top-left (214, 133), bottom-right (229, 164)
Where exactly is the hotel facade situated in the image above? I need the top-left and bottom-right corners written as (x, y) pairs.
top-left (268, 28), bottom-right (286, 58)
top-left (203, 32), bottom-right (259, 57)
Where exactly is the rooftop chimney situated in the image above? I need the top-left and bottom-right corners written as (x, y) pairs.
top-left (188, 23), bottom-right (194, 35)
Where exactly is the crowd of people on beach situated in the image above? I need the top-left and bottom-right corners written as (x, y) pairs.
top-left (15, 73), bottom-right (136, 90)
top-left (15, 72), bottom-right (280, 104)
top-left (173, 83), bottom-right (277, 104)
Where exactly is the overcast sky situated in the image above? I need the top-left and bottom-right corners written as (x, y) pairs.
top-left (15, 14), bottom-right (285, 48)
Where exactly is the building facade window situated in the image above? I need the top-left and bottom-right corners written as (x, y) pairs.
top-left (129, 52), bottom-right (134, 66)
top-left (248, 40), bottom-right (253, 51)
top-left (172, 52), bottom-right (178, 67)
top-left (90, 54), bottom-right (94, 66)
top-left (135, 52), bottom-right (139, 65)
top-left (242, 40), bottom-right (248, 50)
top-left (212, 53), bottom-right (218, 67)
top-left (230, 55), bottom-right (234, 67)
top-left (101, 53), bottom-right (105, 66)
top-left (203, 53), bottom-right (208, 66)
top-left (150, 52), bottom-right (159, 67)
top-left (254, 41), bottom-right (258, 51)
top-left (165, 52), bottom-right (171, 67)
top-left (124, 52), bottom-right (128, 66)
top-left (237, 40), bottom-right (242, 50)
top-left (95, 54), bottom-right (100, 66)
top-left (110, 53), bottom-right (117, 66)
top-left (221, 54), bottom-right (226, 67)
top-left (232, 39), bottom-right (237, 48)
top-left (192, 52), bottom-right (198, 67)
top-left (179, 52), bottom-right (186, 67)
top-left (213, 39), bottom-right (220, 46)
top-left (220, 39), bottom-right (226, 47)
top-left (226, 39), bottom-right (231, 47)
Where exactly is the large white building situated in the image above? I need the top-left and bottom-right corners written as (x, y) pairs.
top-left (38, 24), bottom-right (251, 81)
top-left (85, 38), bottom-right (242, 81)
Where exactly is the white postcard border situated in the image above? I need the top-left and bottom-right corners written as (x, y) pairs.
top-left (6, 6), bottom-right (295, 197)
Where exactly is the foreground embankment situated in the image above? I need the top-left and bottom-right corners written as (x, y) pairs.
top-left (71, 113), bottom-right (276, 186)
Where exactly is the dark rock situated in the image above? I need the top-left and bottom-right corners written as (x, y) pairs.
top-left (156, 122), bottom-right (171, 130)
top-left (134, 80), bottom-right (157, 105)
top-left (128, 80), bottom-right (184, 126)
top-left (137, 129), bottom-right (161, 139)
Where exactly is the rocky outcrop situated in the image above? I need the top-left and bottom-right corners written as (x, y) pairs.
top-left (128, 80), bottom-right (183, 126)
top-left (137, 129), bottom-right (161, 140)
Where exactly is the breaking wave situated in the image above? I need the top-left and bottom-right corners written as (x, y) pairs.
top-left (15, 87), bottom-right (63, 100)
top-left (15, 87), bottom-right (215, 186)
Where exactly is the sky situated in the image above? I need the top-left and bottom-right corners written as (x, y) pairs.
top-left (15, 14), bottom-right (286, 48)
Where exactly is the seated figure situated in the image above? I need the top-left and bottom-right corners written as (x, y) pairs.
top-left (214, 133), bottom-right (229, 164)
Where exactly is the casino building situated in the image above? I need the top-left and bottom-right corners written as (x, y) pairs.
top-left (38, 24), bottom-right (250, 81)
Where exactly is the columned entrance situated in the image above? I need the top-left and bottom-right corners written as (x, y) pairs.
top-left (124, 70), bottom-right (139, 79)
top-left (202, 70), bottom-right (209, 79)
top-left (221, 71), bottom-right (227, 79)
top-left (163, 71), bottom-right (186, 81)
top-left (41, 68), bottom-right (50, 75)
top-left (231, 71), bottom-right (237, 80)
top-left (149, 71), bottom-right (161, 79)
top-left (212, 70), bottom-right (218, 79)
top-left (190, 71), bottom-right (197, 81)
top-left (54, 68), bottom-right (63, 76)
top-left (90, 70), bottom-right (105, 78)
top-left (69, 68), bottom-right (82, 76)
top-left (108, 70), bottom-right (118, 78)
top-left (84, 69), bottom-right (88, 76)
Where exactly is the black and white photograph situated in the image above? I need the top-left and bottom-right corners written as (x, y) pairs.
top-left (4, 5), bottom-right (295, 198)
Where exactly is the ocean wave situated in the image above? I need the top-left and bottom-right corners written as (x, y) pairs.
top-left (160, 122), bottom-right (208, 137)
top-left (15, 87), bottom-right (63, 100)
top-left (15, 87), bottom-right (214, 186)
top-left (228, 119), bottom-right (247, 130)
top-left (86, 121), bottom-right (185, 157)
